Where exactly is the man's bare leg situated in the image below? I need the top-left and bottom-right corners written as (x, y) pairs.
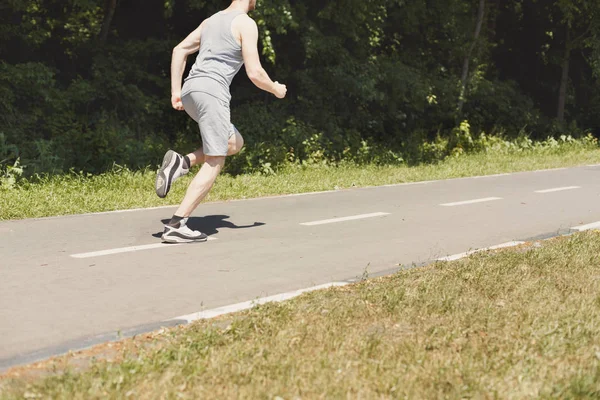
top-left (160, 130), bottom-right (243, 242)
top-left (156, 129), bottom-right (243, 199)
top-left (186, 129), bottom-right (244, 167)
top-left (161, 155), bottom-right (226, 243)
top-left (174, 155), bottom-right (225, 217)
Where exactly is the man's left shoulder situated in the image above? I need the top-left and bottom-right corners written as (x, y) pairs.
top-left (236, 13), bottom-right (255, 25)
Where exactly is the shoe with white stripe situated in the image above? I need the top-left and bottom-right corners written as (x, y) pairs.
top-left (155, 150), bottom-right (189, 198)
top-left (161, 218), bottom-right (208, 243)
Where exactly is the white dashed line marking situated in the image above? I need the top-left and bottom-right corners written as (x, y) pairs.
top-left (300, 212), bottom-right (390, 226)
top-left (535, 186), bottom-right (581, 193)
top-left (440, 197), bottom-right (502, 207)
top-left (71, 239), bottom-right (217, 259)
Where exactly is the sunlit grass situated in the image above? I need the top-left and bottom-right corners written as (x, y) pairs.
top-left (1, 146), bottom-right (599, 221)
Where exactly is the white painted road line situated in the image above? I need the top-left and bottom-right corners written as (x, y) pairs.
top-left (300, 212), bottom-right (390, 226)
top-left (440, 197), bottom-right (502, 207)
top-left (571, 221), bottom-right (600, 232)
top-left (436, 241), bottom-right (525, 262)
top-left (71, 239), bottom-right (217, 259)
top-left (535, 186), bottom-right (581, 194)
top-left (172, 282), bottom-right (349, 323)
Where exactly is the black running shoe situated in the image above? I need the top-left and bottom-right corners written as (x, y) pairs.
top-left (155, 150), bottom-right (189, 198)
top-left (161, 218), bottom-right (208, 243)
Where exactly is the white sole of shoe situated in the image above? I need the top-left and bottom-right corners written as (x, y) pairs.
top-left (161, 235), bottom-right (208, 244)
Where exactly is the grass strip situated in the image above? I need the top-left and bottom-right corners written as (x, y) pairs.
top-left (2, 147), bottom-right (600, 220)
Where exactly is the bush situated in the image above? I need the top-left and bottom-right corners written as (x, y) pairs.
top-left (462, 79), bottom-right (542, 138)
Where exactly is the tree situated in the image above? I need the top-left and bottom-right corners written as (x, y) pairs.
top-left (2, 0), bottom-right (600, 175)
top-left (457, 0), bottom-right (486, 116)
top-left (553, 0), bottom-right (599, 122)
top-left (98, 0), bottom-right (118, 44)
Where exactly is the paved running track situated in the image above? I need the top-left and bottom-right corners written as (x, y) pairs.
top-left (1, 164), bottom-right (600, 370)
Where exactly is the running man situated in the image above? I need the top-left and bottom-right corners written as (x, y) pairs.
top-left (155, 0), bottom-right (287, 243)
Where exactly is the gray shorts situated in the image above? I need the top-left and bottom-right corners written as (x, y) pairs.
top-left (181, 91), bottom-right (235, 156)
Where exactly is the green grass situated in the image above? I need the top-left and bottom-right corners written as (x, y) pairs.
top-left (2, 231), bottom-right (600, 398)
top-left (2, 145), bottom-right (600, 220)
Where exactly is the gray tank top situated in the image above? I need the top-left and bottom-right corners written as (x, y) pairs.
top-left (182, 10), bottom-right (246, 103)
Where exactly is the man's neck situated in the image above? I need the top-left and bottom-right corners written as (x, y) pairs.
top-left (225, 1), bottom-right (248, 13)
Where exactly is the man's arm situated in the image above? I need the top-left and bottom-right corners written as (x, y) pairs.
top-left (239, 16), bottom-right (286, 99)
top-left (171, 23), bottom-right (203, 110)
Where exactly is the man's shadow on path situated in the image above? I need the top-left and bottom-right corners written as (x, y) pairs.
top-left (152, 215), bottom-right (265, 238)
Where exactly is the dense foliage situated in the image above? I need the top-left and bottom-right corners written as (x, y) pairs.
top-left (1, 0), bottom-right (599, 175)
